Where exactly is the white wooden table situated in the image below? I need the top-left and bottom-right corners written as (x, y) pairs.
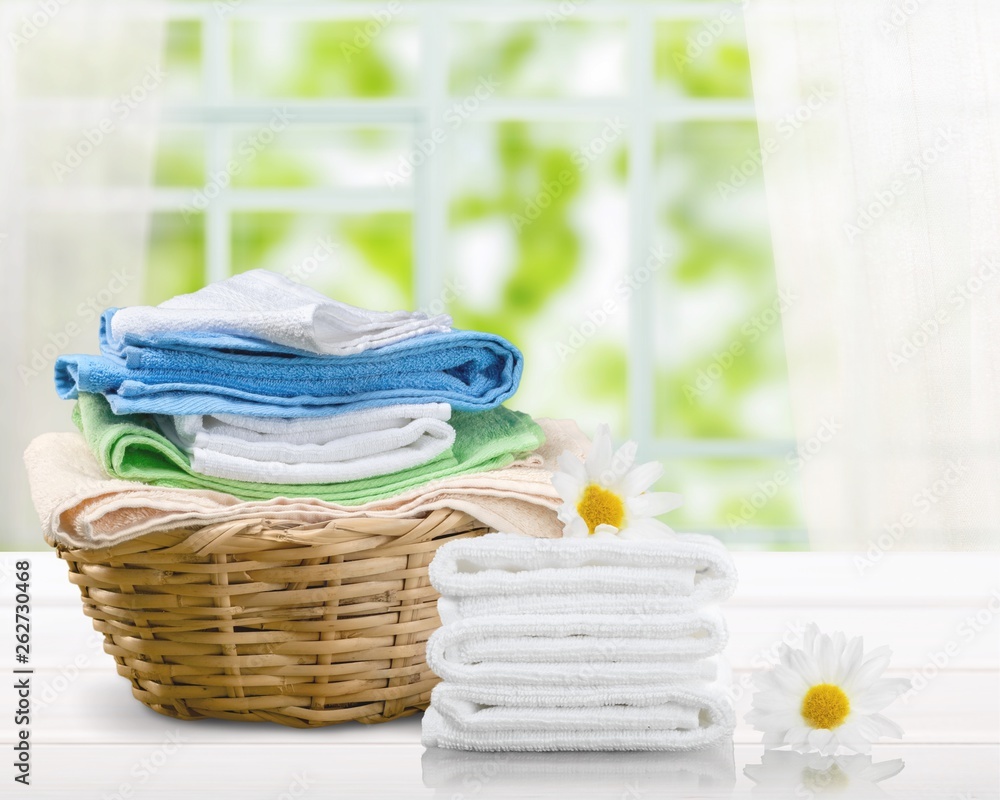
top-left (2, 552), bottom-right (998, 799)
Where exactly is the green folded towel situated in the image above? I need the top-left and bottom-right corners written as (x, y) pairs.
top-left (73, 392), bottom-right (546, 505)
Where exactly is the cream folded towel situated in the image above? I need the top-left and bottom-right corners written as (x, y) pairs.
top-left (24, 419), bottom-right (589, 549)
top-left (106, 269), bottom-right (452, 356)
top-left (162, 403), bottom-right (455, 484)
top-left (429, 533), bottom-right (738, 612)
top-left (426, 611), bottom-right (728, 681)
top-left (421, 739), bottom-right (737, 792)
top-left (421, 675), bottom-right (736, 752)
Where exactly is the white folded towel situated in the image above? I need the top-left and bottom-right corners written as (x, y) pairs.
top-left (421, 676), bottom-right (736, 752)
top-left (426, 611), bottom-right (728, 682)
top-left (428, 645), bottom-right (719, 688)
top-left (160, 403), bottom-right (455, 484)
top-left (420, 739), bottom-right (737, 792)
top-left (429, 532), bottom-right (738, 610)
top-left (439, 592), bottom-right (729, 623)
top-left (108, 269), bottom-right (452, 356)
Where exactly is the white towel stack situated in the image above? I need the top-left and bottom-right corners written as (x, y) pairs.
top-left (422, 533), bottom-right (738, 752)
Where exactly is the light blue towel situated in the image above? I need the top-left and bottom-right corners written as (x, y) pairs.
top-left (55, 322), bottom-right (523, 417)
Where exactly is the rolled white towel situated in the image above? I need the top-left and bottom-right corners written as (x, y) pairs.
top-left (429, 532), bottom-right (737, 610)
top-left (426, 611), bottom-right (728, 684)
top-left (421, 675), bottom-right (736, 752)
top-left (159, 403), bottom-right (455, 484)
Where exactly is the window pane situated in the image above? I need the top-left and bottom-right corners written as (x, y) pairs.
top-left (231, 19), bottom-right (420, 99)
top-left (447, 120), bottom-right (629, 430)
top-left (230, 125), bottom-right (414, 189)
top-left (162, 18), bottom-right (202, 100)
top-left (660, 457), bottom-right (805, 547)
top-left (230, 212), bottom-right (413, 310)
top-left (145, 213), bottom-right (205, 304)
top-left (154, 127), bottom-right (205, 188)
top-left (653, 121), bottom-right (791, 441)
top-left (450, 20), bottom-right (628, 98)
top-left (655, 15), bottom-right (753, 98)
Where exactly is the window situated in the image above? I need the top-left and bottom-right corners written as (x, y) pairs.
top-left (148, 1), bottom-right (799, 548)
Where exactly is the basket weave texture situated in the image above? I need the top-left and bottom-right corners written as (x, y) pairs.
top-left (57, 509), bottom-right (491, 727)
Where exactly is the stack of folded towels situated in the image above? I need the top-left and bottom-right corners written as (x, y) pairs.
top-left (30, 270), bottom-right (588, 548)
top-left (421, 533), bottom-right (739, 752)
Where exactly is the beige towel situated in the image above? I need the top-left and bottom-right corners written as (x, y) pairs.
top-left (25, 419), bottom-right (588, 550)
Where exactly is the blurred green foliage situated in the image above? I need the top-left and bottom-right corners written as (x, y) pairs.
top-left (148, 14), bottom-right (802, 547)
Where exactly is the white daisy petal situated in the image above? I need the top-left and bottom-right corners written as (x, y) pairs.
top-left (555, 451), bottom-right (587, 484)
top-left (803, 623), bottom-right (821, 653)
top-left (626, 491), bottom-right (683, 518)
top-left (618, 517), bottom-right (674, 540)
top-left (868, 714), bottom-right (905, 740)
top-left (807, 729), bottom-right (836, 756)
top-left (786, 649), bottom-right (822, 686)
top-left (837, 635), bottom-right (865, 685)
top-left (856, 678), bottom-right (911, 713)
top-left (863, 757), bottom-right (905, 782)
top-left (550, 472), bottom-right (583, 505)
top-left (618, 460), bottom-right (664, 496)
top-left (609, 439), bottom-right (638, 482)
top-left (592, 524), bottom-right (620, 539)
top-left (847, 651), bottom-right (892, 693)
top-left (563, 517), bottom-right (589, 538)
top-left (586, 424), bottom-right (614, 482)
top-left (833, 722), bottom-right (872, 755)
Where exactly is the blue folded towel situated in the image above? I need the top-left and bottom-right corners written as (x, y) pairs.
top-left (55, 325), bottom-right (523, 417)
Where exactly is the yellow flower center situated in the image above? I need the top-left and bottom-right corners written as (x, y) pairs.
top-left (801, 683), bottom-right (851, 729)
top-left (576, 484), bottom-right (625, 534)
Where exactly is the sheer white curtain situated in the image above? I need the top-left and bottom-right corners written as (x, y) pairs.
top-left (745, 0), bottom-right (1000, 550)
top-left (0, 2), bottom-right (165, 549)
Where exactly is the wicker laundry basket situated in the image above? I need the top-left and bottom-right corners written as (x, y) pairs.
top-left (56, 509), bottom-right (491, 727)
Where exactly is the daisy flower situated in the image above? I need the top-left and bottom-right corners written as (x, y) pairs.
top-left (550, 423), bottom-right (682, 539)
top-left (746, 624), bottom-right (911, 756)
